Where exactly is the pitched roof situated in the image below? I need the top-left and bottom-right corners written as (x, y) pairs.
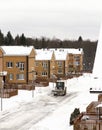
top-left (54, 51), bottom-right (67, 60)
top-left (36, 49), bottom-right (53, 60)
top-left (0, 46), bottom-right (34, 56)
top-left (36, 48), bottom-right (83, 60)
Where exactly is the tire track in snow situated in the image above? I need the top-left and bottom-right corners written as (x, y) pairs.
top-left (0, 92), bottom-right (78, 130)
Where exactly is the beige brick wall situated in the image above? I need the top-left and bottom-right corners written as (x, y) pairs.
top-left (0, 49), bottom-right (3, 72)
top-left (2, 48), bottom-right (36, 84)
top-left (3, 56), bottom-right (27, 84)
top-left (0, 49), bottom-right (4, 87)
top-left (28, 48), bottom-right (36, 81)
top-left (1, 47), bottom-right (83, 84)
top-left (35, 60), bottom-right (49, 79)
top-left (35, 52), bottom-right (83, 79)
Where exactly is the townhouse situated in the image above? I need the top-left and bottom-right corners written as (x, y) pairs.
top-left (67, 49), bottom-right (83, 73)
top-left (52, 49), bottom-right (67, 78)
top-left (35, 48), bottom-right (83, 80)
top-left (74, 94), bottom-right (102, 130)
top-left (0, 46), bottom-right (36, 85)
top-left (35, 49), bottom-right (52, 80)
top-left (0, 46), bottom-right (83, 86)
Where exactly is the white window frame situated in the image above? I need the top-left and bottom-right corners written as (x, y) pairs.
top-left (42, 62), bottom-right (48, 69)
top-left (74, 61), bottom-right (80, 66)
top-left (9, 73), bottom-right (13, 80)
top-left (42, 72), bottom-right (47, 76)
top-left (6, 62), bottom-right (13, 68)
top-left (35, 62), bottom-right (39, 66)
top-left (16, 62), bottom-right (24, 71)
top-left (16, 74), bottom-right (24, 80)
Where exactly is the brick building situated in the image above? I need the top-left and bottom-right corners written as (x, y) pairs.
top-left (0, 46), bottom-right (36, 85)
top-left (74, 94), bottom-right (102, 130)
top-left (0, 47), bottom-right (83, 86)
top-left (35, 48), bottom-right (83, 80)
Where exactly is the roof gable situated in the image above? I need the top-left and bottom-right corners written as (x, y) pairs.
top-left (0, 46), bottom-right (34, 56)
top-left (36, 49), bottom-right (53, 60)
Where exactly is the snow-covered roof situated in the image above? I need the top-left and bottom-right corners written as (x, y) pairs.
top-left (35, 48), bottom-right (82, 60)
top-left (0, 71), bottom-right (7, 76)
top-left (67, 48), bottom-right (83, 54)
top-left (54, 51), bottom-right (67, 60)
top-left (0, 46), bottom-right (34, 56)
top-left (45, 48), bottom-right (82, 54)
top-left (96, 104), bottom-right (102, 108)
top-left (36, 49), bottom-right (53, 60)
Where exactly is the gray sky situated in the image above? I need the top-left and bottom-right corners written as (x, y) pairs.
top-left (0, 0), bottom-right (102, 40)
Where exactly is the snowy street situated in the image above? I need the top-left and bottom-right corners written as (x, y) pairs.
top-left (0, 90), bottom-right (77, 130)
top-left (0, 74), bottom-right (99, 130)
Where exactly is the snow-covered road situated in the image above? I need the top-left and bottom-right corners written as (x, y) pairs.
top-left (0, 90), bottom-right (77, 130)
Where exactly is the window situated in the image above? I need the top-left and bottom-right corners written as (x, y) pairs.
top-left (58, 68), bottom-right (63, 74)
top-left (16, 62), bottom-right (24, 71)
top-left (42, 72), bottom-right (47, 76)
top-left (57, 61), bottom-right (63, 67)
top-left (42, 62), bottom-right (48, 69)
top-left (35, 62), bottom-right (39, 66)
top-left (74, 61), bottom-right (80, 66)
top-left (74, 55), bottom-right (80, 60)
top-left (6, 62), bottom-right (13, 68)
top-left (56, 82), bottom-right (64, 88)
top-left (16, 74), bottom-right (24, 80)
top-left (68, 65), bottom-right (74, 72)
top-left (9, 74), bottom-right (13, 80)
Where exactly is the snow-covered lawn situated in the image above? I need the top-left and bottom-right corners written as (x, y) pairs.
top-left (0, 74), bottom-right (99, 130)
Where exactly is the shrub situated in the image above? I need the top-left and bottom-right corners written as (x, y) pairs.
top-left (69, 108), bottom-right (80, 125)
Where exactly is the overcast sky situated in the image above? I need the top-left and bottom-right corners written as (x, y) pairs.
top-left (0, 0), bottom-right (102, 40)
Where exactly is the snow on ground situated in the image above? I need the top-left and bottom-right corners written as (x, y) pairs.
top-left (0, 73), bottom-right (100, 130)
top-left (30, 74), bottom-right (99, 130)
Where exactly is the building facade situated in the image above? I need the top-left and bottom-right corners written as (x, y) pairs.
top-left (0, 47), bottom-right (83, 85)
top-left (35, 48), bottom-right (83, 80)
top-left (0, 46), bottom-right (36, 84)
